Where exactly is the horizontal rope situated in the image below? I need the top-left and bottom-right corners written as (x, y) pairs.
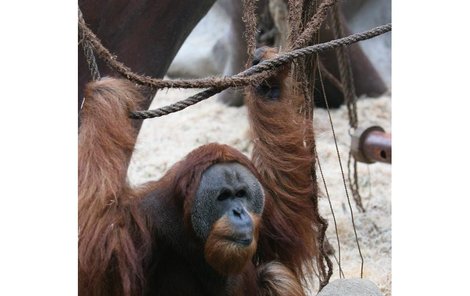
top-left (79, 14), bottom-right (390, 91)
top-left (129, 23), bottom-right (391, 119)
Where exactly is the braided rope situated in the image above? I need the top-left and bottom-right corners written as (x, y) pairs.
top-left (79, 11), bottom-right (390, 91)
top-left (328, 8), bottom-right (365, 280)
top-left (291, 0), bottom-right (336, 50)
top-left (242, 0), bottom-right (259, 66)
top-left (78, 8), bottom-right (101, 82)
top-left (129, 88), bottom-right (224, 119)
top-left (332, 6), bottom-right (358, 130)
top-left (129, 23), bottom-right (391, 119)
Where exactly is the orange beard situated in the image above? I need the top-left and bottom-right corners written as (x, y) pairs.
top-left (204, 214), bottom-right (260, 275)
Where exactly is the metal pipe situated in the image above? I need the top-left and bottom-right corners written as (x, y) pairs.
top-left (351, 126), bottom-right (391, 164)
top-left (362, 130), bottom-right (391, 163)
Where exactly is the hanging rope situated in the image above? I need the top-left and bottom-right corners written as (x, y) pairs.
top-left (291, 0), bottom-right (336, 50)
top-left (242, 0), bottom-right (259, 66)
top-left (292, 1), bottom-right (334, 290)
top-left (287, 0), bottom-right (303, 45)
top-left (317, 55), bottom-right (365, 279)
top-left (129, 23), bottom-right (391, 119)
top-left (331, 3), bottom-right (365, 213)
top-left (78, 7), bottom-right (100, 111)
top-left (78, 7), bottom-right (390, 93)
top-left (78, 8), bottom-right (100, 82)
top-left (331, 7), bottom-right (357, 129)
top-left (316, 153), bottom-right (344, 278)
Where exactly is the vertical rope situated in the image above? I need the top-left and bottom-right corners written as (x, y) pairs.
top-left (331, 4), bottom-right (356, 128)
top-left (294, 1), bottom-right (334, 290)
top-left (330, 3), bottom-right (365, 213)
top-left (348, 153), bottom-right (365, 211)
top-left (242, 0), bottom-right (259, 67)
top-left (78, 7), bottom-right (101, 111)
top-left (78, 8), bottom-right (101, 82)
top-left (292, 0), bottom-right (336, 50)
top-left (315, 57), bottom-right (344, 280)
top-left (308, 130), bottom-right (333, 291)
top-left (317, 55), bottom-right (365, 279)
top-left (287, 0), bottom-right (303, 45)
top-left (316, 153), bottom-right (344, 278)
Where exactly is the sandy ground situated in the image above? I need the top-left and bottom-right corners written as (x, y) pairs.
top-left (128, 88), bottom-right (391, 295)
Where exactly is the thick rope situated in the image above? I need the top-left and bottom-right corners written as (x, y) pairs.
top-left (78, 11), bottom-right (256, 90)
top-left (78, 7), bottom-right (100, 111)
top-left (291, 0), bottom-right (336, 50)
top-left (242, 0), bottom-right (259, 66)
top-left (130, 87), bottom-right (224, 119)
top-left (287, 0), bottom-right (303, 45)
top-left (79, 9), bottom-right (265, 90)
top-left (129, 23), bottom-right (391, 119)
top-left (331, 6), bottom-right (357, 129)
top-left (331, 4), bottom-right (366, 214)
top-left (78, 8), bottom-right (101, 82)
top-left (297, 2), bottom-right (330, 290)
top-left (79, 9), bottom-right (390, 93)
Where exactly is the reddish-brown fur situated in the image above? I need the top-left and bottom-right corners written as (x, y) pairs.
top-left (257, 261), bottom-right (305, 296)
top-left (247, 48), bottom-right (319, 283)
top-left (204, 214), bottom-right (260, 275)
top-left (79, 47), bottom-right (319, 296)
top-left (78, 78), bottom-right (152, 296)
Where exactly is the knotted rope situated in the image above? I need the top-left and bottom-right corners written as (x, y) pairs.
top-left (128, 23), bottom-right (391, 119)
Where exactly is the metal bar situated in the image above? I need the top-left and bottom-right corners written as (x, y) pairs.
top-left (362, 131), bottom-right (391, 164)
top-left (351, 126), bottom-right (391, 164)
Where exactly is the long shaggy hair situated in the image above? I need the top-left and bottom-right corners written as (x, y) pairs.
top-left (246, 48), bottom-right (319, 283)
top-left (78, 78), bottom-right (151, 296)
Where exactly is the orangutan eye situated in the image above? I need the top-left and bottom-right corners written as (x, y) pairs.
top-left (235, 189), bottom-right (246, 198)
top-left (217, 189), bottom-right (232, 201)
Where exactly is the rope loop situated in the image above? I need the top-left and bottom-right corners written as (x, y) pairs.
top-left (128, 24), bottom-right (391, 119)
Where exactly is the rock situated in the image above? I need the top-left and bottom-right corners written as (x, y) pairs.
top-left (343, 0), bottom-right (391, 88)
top-left (167, 2), bottom-right (229, 78)
top-left (317, 279), bottom-right (383, 296)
